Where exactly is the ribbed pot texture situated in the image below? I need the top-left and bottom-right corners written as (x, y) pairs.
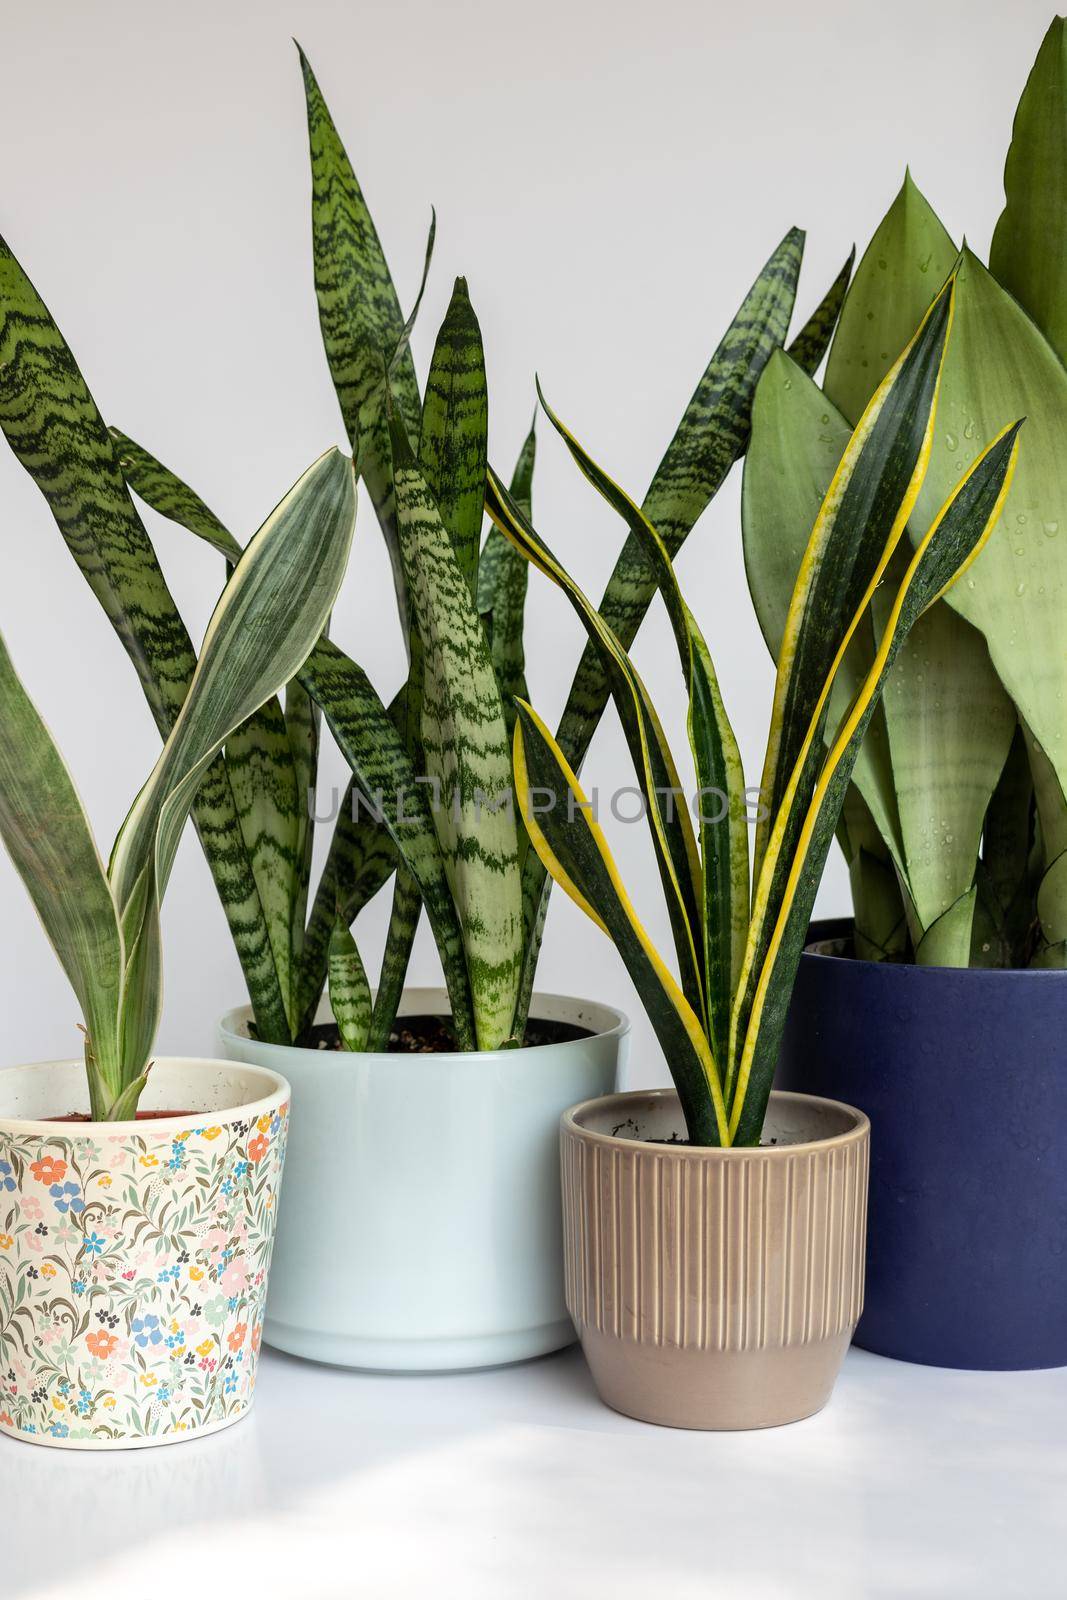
top-left (561, 1089), bottom-right (869, 1430)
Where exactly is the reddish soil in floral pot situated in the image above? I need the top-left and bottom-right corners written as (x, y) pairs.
top-left (0, 1057), bottom-right (289, 1450)
top-left (561, 1088), bottom-right (869, 1430)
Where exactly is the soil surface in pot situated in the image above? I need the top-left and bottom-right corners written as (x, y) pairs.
top-left (43, 1109), bottom-right (195, 1123)
top-left (298, 1013), bottom-right (594, 1054)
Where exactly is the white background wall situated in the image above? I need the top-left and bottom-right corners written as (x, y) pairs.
top-left (0, 0), bottom-right (1051, 1080)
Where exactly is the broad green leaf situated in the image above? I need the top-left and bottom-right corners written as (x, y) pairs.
top-left (971, 724), bottom-right (1038, 968)
top-left (112, 433), bottom-right (308, 1013)
top-left (913, 887), bottom-right (977, 968)
top-left (786, 248), bottom-right (855, 377)
top-left (486, 465), bottom-right (707, 1029)
top-left (910, 249), bottom-right (1067, 952)
top-left (0, 634), bottom-right (124, 1112)
top-left (418, 278), bottom-right (489, 600)
top-left (870, 550), bottom-right (1014, 958)
top-left (111, 449), bottom-right (356, 940)
top-left (535, 387), bottom-right (747, 1068)
top-left (298, 637), bottom-right (477, 1048)
top-left (731, 422), bottom-right (1021, 1143)
top-left (991, 19), bottom-right (1067, 365)
top-left (329, 916), bottom-right (372, 1051)
top-left (825, 172), bottom-right (957, 428)
top-left (514, 700), bottom-right (728, 1147)
top-left (0, 237), bottom-right (290, 1044)
top-left (478, 417), bottom-right (536, 743)
top-left (511, 228), bottom-right (804, 1024)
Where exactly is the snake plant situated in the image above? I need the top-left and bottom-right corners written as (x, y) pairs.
top-left (745, 16), bottom-right (1067, 970)
top-left (0, 44), bottom-right (852, 1054)
top-left (491, 283), bottom-right (1021, 1144)
top-left (0, 452), bottom-right (355, 1119)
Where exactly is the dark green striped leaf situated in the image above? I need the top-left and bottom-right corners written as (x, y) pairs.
top-left (0, 237), bottom-right (291, 1044)
top-left (391, 417), bottom-right (521, 1048)
top-left (329, 916), bottom-right (372, 1052)
top-left (298, 637), bottom-right (477, 1048)
top-left (478, 416), bottom-right (536, 744)
top-left (418, 278), bottom-right (489, 600)
top-left (786, 248), bottom-right (855, 377)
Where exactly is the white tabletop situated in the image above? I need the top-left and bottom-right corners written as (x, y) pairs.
top-left (7, 1343), bottom-right (1064, 1599)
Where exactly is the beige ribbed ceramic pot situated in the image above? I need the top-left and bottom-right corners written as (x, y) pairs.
top-left (561, 1088), bottom-right (869, 1430)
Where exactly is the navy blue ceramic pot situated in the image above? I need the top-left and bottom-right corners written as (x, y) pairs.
top-left (777, 919), bottom-right (1067, 1371)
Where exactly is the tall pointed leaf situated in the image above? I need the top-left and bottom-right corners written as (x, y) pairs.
top-left (751, 281), bottom-right (954, 884)
top-left (0, 239), bottom-right (290, 1043)
top-left (298, 637), bottom-right (477, 1048)
top-left (111, 450), bottom-right (356, 923)
top-left (731, 423), bottom-right (1021, 1143)
top-left (991, 18), bottom-right (1067, 365)
top-left (418, 278), bottom-right (489, 599)
top-left (391, 418), bottom-right (521, 1048)
top-left (0, 635), bottom-right (124, 1112)
top-left (486, 466), bottom-right (707, 1028)
top-left (786, 248), bottom-right (855, 377)
top-left (514, 701), bottom-right (728, 1147)
top-left (479, 417), bottom-right (536, 743)
top-left (535, 388), bottom-right (747, 1068)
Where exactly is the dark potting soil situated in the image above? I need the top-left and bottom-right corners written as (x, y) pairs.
top-left (43, 1109), bottom-right (195, 1123)
top-left (300, 1013), bottom-right (594, 1054)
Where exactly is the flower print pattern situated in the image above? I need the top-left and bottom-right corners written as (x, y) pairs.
top-left (0, 1098), bottom-right (287, 1447)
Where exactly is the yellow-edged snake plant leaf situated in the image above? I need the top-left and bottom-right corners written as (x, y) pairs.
top-left (513, 701), bottom-right (729, 1147)
top-left (511, 228), bottom-right (805, 1016)
top-left (824, 177), bottom-right (1015, 964)
top-left (730, 422), bottom-right (1022, 1144)
top-left (991, 18), bottom-right (1067, 366)
top-left (0, 237), bottom-right (293, 1047)
top-left (750, 279), bottom-right (954, 903)
top-left (389, 417), bottom-right (521, 1051)
top-left (485, 466), bottom-right (707, 1032)
top-left (534, 385), bottom-right (748, 1070)
top-left (741, 352), bottom-right (907, 899)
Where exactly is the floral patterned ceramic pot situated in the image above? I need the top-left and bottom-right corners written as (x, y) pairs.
top-left (0, 1057), bottom-right (289, 1451)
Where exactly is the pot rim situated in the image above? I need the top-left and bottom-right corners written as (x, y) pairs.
top-left (0, 1056), bottom-right (289, 1137)
top-left (218, 986), bottom-right (631, 1064)
top-left (805, 915), bottom-right (1067, 981)
top-left (562, 1087), bottom-right (869, 1158)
